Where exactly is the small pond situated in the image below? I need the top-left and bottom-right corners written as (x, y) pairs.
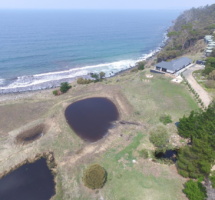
top-left (0, 158), bottom-right (55, 200)
top-left (16, 124), bottom-right (46, 145)
top-left (65, 97), bottom-right (119, 142)
top-left (155, 150), bottom-right (178, 162)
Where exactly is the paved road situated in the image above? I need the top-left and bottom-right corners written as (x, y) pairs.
top-left (183, 64), bottom-right (212, 107)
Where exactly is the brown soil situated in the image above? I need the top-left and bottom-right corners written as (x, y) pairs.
top-left (15, 123), bottom-right (48, 145)
top-left (183, 64), bottom-right (212, 107)
top-left (0, 100), bottom-right (53, 135)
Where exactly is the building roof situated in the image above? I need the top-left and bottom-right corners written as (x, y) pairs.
top-left (156, 57), bottom-right (192, 72)
top-left (205, 35), bottom-right (214, 39)
top-left (206, 47), bottom-right (214, 50)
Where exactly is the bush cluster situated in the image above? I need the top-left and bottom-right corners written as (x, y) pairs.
top-left (138, 149), bottom-right (148, 159)
top-left (159, 114), bottom-right (172, 125)
top-left (136, 61), bottom-right (145, 70)
top-left (183, 180), bottom-right (207, 200)
top-left (77, 77), bottom-right (93, 84)
top-left (149, 125), bottom-right (169, 151)
top-left (210, 171), bottom-right (215, 188)
top-left (52, 82), bottom-right (71, 96)
top-left (90, 72), bottom-right (106, 82)
top-left (60, 82), bottom-right (71, 93)
top-left (82, 164), bottom-right (107, 189)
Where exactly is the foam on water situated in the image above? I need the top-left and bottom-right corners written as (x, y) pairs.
top-left (0, 49), bottom-right (158, 93)
top-left (0, 10), bottom-right (178, 94)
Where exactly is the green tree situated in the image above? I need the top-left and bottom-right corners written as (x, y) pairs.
top-left (90, 72), bottom-right (105, 82)
top-left (177, 102), bottom-right (215, 178)
top-left (99, 72), bottom-right (105, 79)
top-left (183, 180), bottom-right (207, 200)
top-left (90, 73), bottom-right (99, 81)
top-left (83, 164), bottom-right (107, 189)
top-left (60, 82), bottom-right (71, 93)
top-left (136, 61), bottom-right (145, 70)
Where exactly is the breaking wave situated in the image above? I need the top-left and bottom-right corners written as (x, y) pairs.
top-left (0, 37), bottom-right (165, 94)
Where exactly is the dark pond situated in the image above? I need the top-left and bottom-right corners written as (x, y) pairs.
top-left (23, 132), bottom-right (43, 142)
top-left (0, 158), bottom-right (55, 200)
top-left (155, 150), bottom-right (178, 162)
top-left (65, 97), bottom-right (119, 142)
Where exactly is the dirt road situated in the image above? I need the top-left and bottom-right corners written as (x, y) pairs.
top-left (183, 64), bottom-right (212, 107)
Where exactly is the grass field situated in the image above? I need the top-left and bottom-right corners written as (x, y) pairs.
top-left (0, 69), bottom-right (199, 200)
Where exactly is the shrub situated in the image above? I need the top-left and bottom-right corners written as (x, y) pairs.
top-left (90, 72), bottom-right (106, 82)
top-left (149, 125), bottom-right (169, 150)
top-left (139, 149), bottom-right (148, 158)
top-left (183, 180), bottom-right (207, 200)
top-left (205, 80), bottom-right (215, 88)
top-left (99, 72), bottom-right (105, 79)
top-left (60, 82), bottom-right (71, 93)
top-left (83, 164), bottom-right (107, 189)
top-left (210, 171), bottom-right (215, 188)
top-left (77, 77), bottom-right (93, 84)
top-left (202, 66), bottom-right (214, 75)
top-left (52, 90), bottom-right (58, 96)
top-left (130, 68), bottom-right (138, 73)
top-left (208, 70), bottom-right (215, 80)
top-left (159, 114), bottom-right (173, 125)
top-left (136, 61), bottom-right (145, 70)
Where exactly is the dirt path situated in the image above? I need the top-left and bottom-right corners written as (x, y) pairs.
top-left (183, 64), bottom-right (212, 107)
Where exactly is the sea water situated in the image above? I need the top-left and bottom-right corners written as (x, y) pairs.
top-left (0, 10), bottom-right (180, 93)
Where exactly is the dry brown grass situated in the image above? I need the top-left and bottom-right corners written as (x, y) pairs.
top-left (0, 71), bottom-right (198, 200)
top-left (15, 123), bottom-right (48, 145)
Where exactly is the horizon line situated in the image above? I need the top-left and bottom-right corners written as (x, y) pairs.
top-left (0, 8), bottom-right (187, 11)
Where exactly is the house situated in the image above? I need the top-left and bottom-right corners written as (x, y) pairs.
top-left (206, 49), bottom-right (213, 57)
top-left (204, 35), bottom-right (214, 43)
top-left (208, 43), bottom-right (215, 47)
top-left (206, 46), bottom-right (214, 50)
top-left (155, 57), bottom-right (192, 74)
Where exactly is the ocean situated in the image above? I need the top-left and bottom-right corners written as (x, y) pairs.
top-left (0, 10), bottom-right (180, 93)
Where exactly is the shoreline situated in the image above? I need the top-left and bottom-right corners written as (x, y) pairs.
top-left (0, 52), bottom-right (160, 102)
top-left (0, 30), bottom-right (170, 97)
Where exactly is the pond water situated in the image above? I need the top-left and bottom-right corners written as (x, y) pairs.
top-left (155, 150), bottom-right (178, 162)
top-left (65, 97), bottom-right (119, 142)
top-left (0, 158), bottom-right (55, 200)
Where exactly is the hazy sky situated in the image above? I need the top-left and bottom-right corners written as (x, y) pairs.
top-left (0, 0), bottom-right (214, 10)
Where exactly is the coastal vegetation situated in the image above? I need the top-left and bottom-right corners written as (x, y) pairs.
top-left (149, 125), bottom-right (170, 152)
top-left (52, 82), bottom-right (71, 95)
top-left (82, 164), bottom-right (107, 189)
top-left (76, 72), bottom-right (106, 85)
top-left (183, 180), bottom-right (207, 200)
top-left (0, 70), bottom-right (198, 200)
top-left (136, 61), bottom-right (145, 70)
top-left (177, 102), bottom-right (215, 178)
top-left (2, 4), bottom-right (215, 200)
top-left (77, 77), bottom-right (93, 84)
top-left (210, 171), bottom-right (215, 188)
top-left (60, 82), bottom-right (72, 93)
top-left (159, 114), bottom-right (172, 125)
top-left (90, 72), bottom-right (106, 82)
top-left (157, 4), bottom-right (215, 61)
